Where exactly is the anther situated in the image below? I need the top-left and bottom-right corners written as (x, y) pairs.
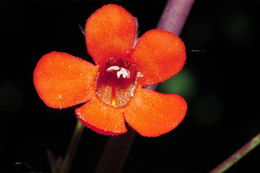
top-left (106, 66), bottom-right (120, 72)
top-left (117, 67), bottom-right (130, 78)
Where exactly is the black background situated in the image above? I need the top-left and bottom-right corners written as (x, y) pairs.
top-left (0, 0), bottom-right (259, 172)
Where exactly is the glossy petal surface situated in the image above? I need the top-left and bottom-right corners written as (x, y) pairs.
top-left (131, 29), bottom-right (186, 85)
top-left (85, 4), bottom-right (137, 65)
top-left (76, 97), bottom-right (127, 135)
top-left (33, 51), bottom-right (97, 108)
top-left (124, 87), bottom-right (187, 137)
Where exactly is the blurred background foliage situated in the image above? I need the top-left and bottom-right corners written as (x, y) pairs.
top-left (0, 0), bottom-right (259, 172)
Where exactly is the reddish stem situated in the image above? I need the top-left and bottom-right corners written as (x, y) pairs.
top-left (95, 1), bottom-right (195, 173)
top-left (157, 0), bottom-right (195, 35)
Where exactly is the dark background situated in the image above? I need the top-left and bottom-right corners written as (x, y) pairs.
top-left (0, 0), bottom-right (259, 172)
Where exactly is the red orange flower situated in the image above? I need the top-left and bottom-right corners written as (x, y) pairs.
top-left (33, 4), bottom-right (187, 137)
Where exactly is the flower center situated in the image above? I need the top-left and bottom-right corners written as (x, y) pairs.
top-left (95, 58), bottom-right (140, 107)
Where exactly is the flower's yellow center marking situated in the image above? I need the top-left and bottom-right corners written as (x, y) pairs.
top-left (111, 98), bottom-right (117, 106)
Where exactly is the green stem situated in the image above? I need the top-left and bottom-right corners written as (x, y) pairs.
top-left (59, 120), bottom-right (85, 173)
top-left (210, 133), bottom-right (260, 173)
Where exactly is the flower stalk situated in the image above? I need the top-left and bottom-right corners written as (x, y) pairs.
top-left (60, 120), bottom-right (85, 173)
top-left (48, 120), bottom-right (85, 173)
top-left (96, 128), bottom-right (136, 173)
top-left (210, 133), bottom-right (260, 173)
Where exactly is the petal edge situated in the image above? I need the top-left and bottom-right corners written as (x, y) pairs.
top-left (132, 29), bottom-right (186, 85)
top-left (75, 97), bottom-right (127, 135)
top-left (124, 87), bottom-right (187, 137)
top-left (85, 4), bottom-right (137, 65)
top-left (33, 51), bottom-right (97, 108)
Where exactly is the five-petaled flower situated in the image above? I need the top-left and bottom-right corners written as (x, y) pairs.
top-left (33, 4), bottom-right (187, 137)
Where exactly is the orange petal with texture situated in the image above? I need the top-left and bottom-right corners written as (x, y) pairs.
top-left (75, 97), bottom-right (127, 135)
top-left (124, 87), bottom-right (187, 137)
top-left (33, 51), bottom-right (97, 108)
top-left (131, 29), bottom-right (186, 85)
top-left (85, 4), bottom-right (137, 65)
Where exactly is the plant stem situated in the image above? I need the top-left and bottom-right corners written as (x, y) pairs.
top-left (210, 133), bottom-right (260, 173)
top-left (96, 128), bottom-right (136, 173)
top-left (59, 120), bottom-right (85, 173)
top-left (95, 1), bottom-right (195, 173)
top-left (157, 0), bottom-right (195, 35)
top-left (47, 149), bottom-right (58, 173)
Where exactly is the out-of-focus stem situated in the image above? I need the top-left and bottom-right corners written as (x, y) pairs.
top-left (95, 128), bottom-right (136, 173)
top-left (210, 133), bottom-right (260, 173)
top-left (60, 120), bottom-right (85, 173)
top-left (95, 1), bottom-right (195, 173)
top-left (157, 0), bottom-right (195, 35)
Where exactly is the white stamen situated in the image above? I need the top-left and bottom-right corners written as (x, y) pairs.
top-left (106, 66), bottom-right (130, 79)
top-left (117, 68), bottom-right (130, 79)
top-left (106, 65), bottom-right (120, 72)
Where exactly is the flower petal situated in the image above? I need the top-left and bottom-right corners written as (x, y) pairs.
top-left (33, 51), bottom-right (97, 108)
top-left (75, 97), bottom-right (127, 135)
top-left (131, 29), bottom-right (186, 85)
top-left (124, 87), bottom-right (187, 137)
top-left (85, 4), bottom-right (137, 65)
